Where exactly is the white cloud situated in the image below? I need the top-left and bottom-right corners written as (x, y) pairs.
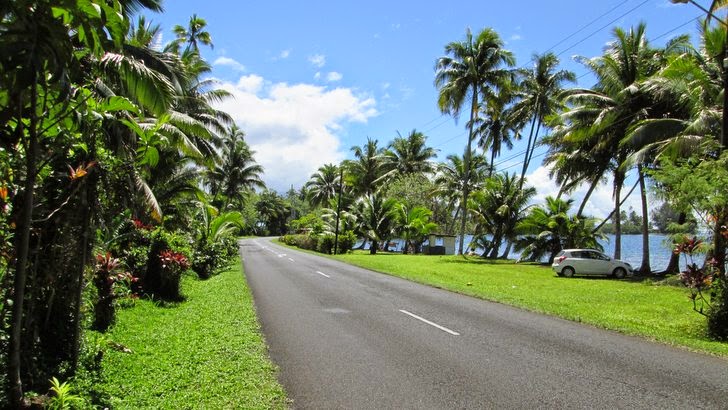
top-left (214, 76), bottom-right (378, 191)
top-left (279, 49), bottom-right (291, 59)
top-left (314, 72), bottom-right (321, 80)
top-left (524, 165), bottom-right (643, 219)
top-left (510, 34), bottom-right (522, 41)
top-left (308, 53), bottom-right (326, 68)
top-left (326, 71), bottom-right (343, 82)
top-left (235, 74), bottom-right (264, 93)
top-left (213, 56), bottom-right (246, 72)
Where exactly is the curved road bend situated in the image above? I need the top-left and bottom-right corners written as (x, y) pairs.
top-left (240, 237), bottom-right (728, 409)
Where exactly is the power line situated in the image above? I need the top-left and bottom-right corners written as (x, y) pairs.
top-left (417, 0), bottom-right (643, 133)
top-left (553, 0), bottom-right (651, 59)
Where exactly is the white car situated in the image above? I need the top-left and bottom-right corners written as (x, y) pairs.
top-left (551, 249), bottom-right (633, 278)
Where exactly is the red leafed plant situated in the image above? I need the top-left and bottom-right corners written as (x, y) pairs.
top-left (93, 252), bottom-right (133, 331)
top-left (674, 236), bottom-right (718, 317)
top-left (158, 250), bottom-right (190, 272)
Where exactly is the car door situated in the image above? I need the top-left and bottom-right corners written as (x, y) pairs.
top-left (586, 251), bottom-right (611, 275)
top-left (568, 251), bottom-right (588, 274)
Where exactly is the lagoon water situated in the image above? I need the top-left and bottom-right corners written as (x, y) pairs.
top-left (455, 233), bottom-right (680, 272)
top-left (366, 233), bottom-right (683, 272)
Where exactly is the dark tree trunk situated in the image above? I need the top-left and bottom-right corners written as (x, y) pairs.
top-left (658, 212), bottom-right (686, 275)
top-left (9, 80), bottom-right (37, 407)
top-left (613, 169), bottom-right (625, 260)
top-left (637, 165), bottom-right (651, 275)
top-left (459, 89), bottom-right (479, 256)
top-left (370, 240), bottom-right (378, 255)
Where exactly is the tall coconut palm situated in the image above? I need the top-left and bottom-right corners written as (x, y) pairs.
top-left (305, 163), bottom-right (340, 208)
top-left (510, 52), bottom-right (575, 188)
top-left (345, 137), bottom-right (386, 196)
top-left (381, 129), bottom-right (437, 180)
top-left (172, 14), bottom-right (213, 54)
top-left (560, 23), bottom-right (658, 265)
top-left (473, 84), bottom-right (518, 176)
top-left (207, 124), bottom-right (265, 209)
top-left (435, 27), bottom-right (515, 255)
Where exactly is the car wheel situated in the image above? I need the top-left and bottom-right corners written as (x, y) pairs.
top-left (613, 267), bottom-right (626, 279)
top-left (562, 267), bottom-right (575, 278)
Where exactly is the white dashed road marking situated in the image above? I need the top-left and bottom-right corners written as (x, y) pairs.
top-left (399, 309), bottom-right (460, 336)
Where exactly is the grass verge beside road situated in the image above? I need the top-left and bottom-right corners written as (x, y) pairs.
top-left (327, 251), bottom-right (728, 357)
top-left (89, 259), bottom-right (287, 409)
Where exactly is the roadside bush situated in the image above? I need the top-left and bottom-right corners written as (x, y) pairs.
top-left (192, 236), bottom-right (237, 279)
top-left (281, 231), bottom-right (356, 255)
top-left (92, 253), bottom-right (135, 332)
top-left (143, 230), bottom-right (191, 301)
top-left (336, 230), bottom-right (357, 254)
top-left (318, 234), bottom-right (335, 254)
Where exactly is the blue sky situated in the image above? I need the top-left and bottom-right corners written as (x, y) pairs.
top-left (146, 0), bottom-right (705, 217)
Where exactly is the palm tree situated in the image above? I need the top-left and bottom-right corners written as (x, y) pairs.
top-left (473, 84), bottom-right (518, 176)
top-left (624, 25), bottom-right (723, 274)
top-left (351, 193), bottom-right (398, 254)
top-left (469, 173), bottom-right (535, 259)
top-left (305, 163), bottom-right (340, 208)
top-left (515, 197), bottom-right (604, 264)
top-left (510, 52), bottom-right (575, 187)
top-left (207, 124), bottom-right (265, 209)
top-left (381, 129), bottom-right (437, 180)
top-left (345, 138), bottom-right (386, 196)
top-left (435, 27), bottom-right (515, 255)
top-left (559, 23), bottom-right (658, 264)
top-left (172, 14), bottom-right (213, 54)
top-left (392, 203), bottom-right (438, 254)
top-left (433, 150), bottom-right (489, 234)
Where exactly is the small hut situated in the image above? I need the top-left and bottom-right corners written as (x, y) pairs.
top-left (423, 234), bottom-right (456, 255)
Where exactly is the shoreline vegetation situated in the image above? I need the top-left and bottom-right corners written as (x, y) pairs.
top-left (78, 260), bottom-right (287, 409)
top-left (276, 239), bottom-right (728, 357)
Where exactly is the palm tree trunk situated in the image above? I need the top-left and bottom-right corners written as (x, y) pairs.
top-left (525, 118), bottom-right (543, 172)
top-left (592, 179), bottom-right (640, 233)
top-left (576, 177), bottom-right (600, 218)
top-left (9, 78), bottom-right (38, 407)
top-left (576, 164), bottom-right (609, 218)
top-left (613, 169), bottom-right (625, 260)
top-left (458, 89), bottom-right (479, 256)
top-left (370, 240), bottom-right (378, 255)
top-left (519, 113), bottom-right (538, 189)
top-left (658, 211), bottom-right (686, 275)
top-left (637, 165), bottom-right (651, 275)
top-left (500, 240), bottom-right (513, 259)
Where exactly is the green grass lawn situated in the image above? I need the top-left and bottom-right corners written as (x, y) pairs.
top-left (325, 251), bottom-right (728, 357)
top-left (89, 259), bottom-right (287, 409)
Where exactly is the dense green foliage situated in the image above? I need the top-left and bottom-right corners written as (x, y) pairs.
top-left (0, 1), bottom-right (264, 404)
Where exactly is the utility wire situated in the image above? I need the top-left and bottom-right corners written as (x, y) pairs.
top-left (416, 0), bottom-right (642, 133)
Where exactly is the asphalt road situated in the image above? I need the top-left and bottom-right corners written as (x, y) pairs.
top-left (240, 237), bottom-right (728, 409)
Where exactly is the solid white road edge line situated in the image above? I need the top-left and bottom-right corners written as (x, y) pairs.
top-left (399, 309), bottom-right (460, 336)
top-left (315, 270), bottom-right (331, 278)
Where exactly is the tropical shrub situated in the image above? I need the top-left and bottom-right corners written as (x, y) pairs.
top-left (515, 197), bottom-right (603, 263)
top-left (318, 234), bottom-right (336, 254)
top-left (143, 230), bottom-right (191, 301)
top-left (336, 230), bottom-right (357, 254)
top-left (674, 235), bottom-right (728, 340)
top-left (92, 253), bottom-right (135, 332)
